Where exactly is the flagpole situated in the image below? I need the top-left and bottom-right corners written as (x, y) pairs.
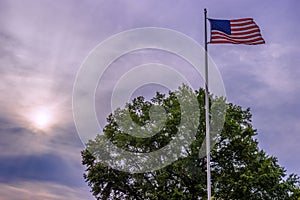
top-left (204, 8), bottom-right (211, 200)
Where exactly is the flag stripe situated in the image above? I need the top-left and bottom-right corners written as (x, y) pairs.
top-left (211, 31), bottom-right (263, 40)
top-left (231, 24), bottom-right (259, 32)
top-left (209, 18), bottom-right (265, 45)
top-left (211, 36), bottom-right (264, 44)
top-left (211, 36), bottom-right (265, 43)
top-left (230, 18), bottom-right (253, 22)
top-left (211, 40), bottom-right (265, 45)
top-left (230, 21), bottom-right (254, 27)
top-left (231, 28), bottom-right (261, 36)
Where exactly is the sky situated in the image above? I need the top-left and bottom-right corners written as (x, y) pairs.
top-left (0, 0), bottom-right (299, 199)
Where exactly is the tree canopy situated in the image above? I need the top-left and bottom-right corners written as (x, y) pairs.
top-left (82, 86), bottom-right (300, 200)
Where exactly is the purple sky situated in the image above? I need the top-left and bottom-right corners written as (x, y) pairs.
top-left (0, 0), bottom-right (299, 199)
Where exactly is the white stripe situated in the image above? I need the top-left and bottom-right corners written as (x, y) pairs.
top-left (212, 33), bottom-right (263, 40)
top-left (231, 24), bottom-right (258, 31)
top-left (230, 19), bottom-right (253, 24)
top-left (212, 30), bottom-right (261, 38)
top-left (211, 32), bottom-right (263, 42)
top-left (231, 23), bottom-right (257, 29)
top-left (231, 27), bottom-right (260, 34)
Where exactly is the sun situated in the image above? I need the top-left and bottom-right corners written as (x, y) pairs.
top-left (30, 108), bottom-right (53, 129)
top-left (34, 110), bottom-right (50, 127)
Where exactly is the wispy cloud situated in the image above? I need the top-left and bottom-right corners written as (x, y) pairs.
top-left (0, 1), bottom-right (300, 199)
top-left (0, 181), bottom-right (93, 200)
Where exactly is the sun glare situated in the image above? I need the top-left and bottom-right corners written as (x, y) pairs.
top-left (31, 108), bottom-right (53, 129)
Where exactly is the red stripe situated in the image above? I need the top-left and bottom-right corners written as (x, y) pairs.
top-left (211, 37), bottom-right (265, 44)
top-left (231, 29), bottom-right (261, 36)
top-left (210, 39), bottom-right (265, 44)
top-left (210, 40), bottom-right (265, 45)
top-left (230, 18), bottom-right (253, 22)
top-left (211, 38), bottom-right (265, 44)
top-left (230, 21), bottom-right (255, 27)
top-left (211, 32), bottom-right (264, 42)
top-left (231, 24), bottom-right (259, 32)
top-left (211, 40), bottom-right (231, 43)
top-left (251, 41), bottom-right (265, 44)
top-left (212, 33), bottom-right (263, 40)
top-left (212, 30), bottom-right (262, 39)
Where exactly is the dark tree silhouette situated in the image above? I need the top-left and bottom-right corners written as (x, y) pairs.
top-left (82, 86), bottom-right (300, 200)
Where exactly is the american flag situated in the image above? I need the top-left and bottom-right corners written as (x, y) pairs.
top-left (208, 18), bottom-right (265, 45)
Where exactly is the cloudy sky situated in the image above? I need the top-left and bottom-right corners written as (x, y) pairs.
top-left (0, 0), bottom-right (299, 199)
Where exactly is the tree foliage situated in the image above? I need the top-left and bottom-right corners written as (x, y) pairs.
top-left (82, 86), bottom-right (300, 200)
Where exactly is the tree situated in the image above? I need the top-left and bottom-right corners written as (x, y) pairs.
top-left (82, 85), bottom-right (300, 200)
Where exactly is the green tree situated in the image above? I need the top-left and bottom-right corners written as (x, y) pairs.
top-left (82, 86), bottom-right (300, 200)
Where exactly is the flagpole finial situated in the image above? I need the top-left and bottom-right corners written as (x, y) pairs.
top-left (204, 8), bottom-right (207, 13)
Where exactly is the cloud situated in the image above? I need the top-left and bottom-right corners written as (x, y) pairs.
top-left (0, 0), bottom-right (300, 197)
top-left (0, 114), bottom-right (84, 161)
top-left (0, 181), bottom-right (93, 200)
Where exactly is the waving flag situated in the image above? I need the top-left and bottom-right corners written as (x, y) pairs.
top-left (204, 9), bottom-right (266, 200)
top-left (208, 18), bottom-right (265, 45)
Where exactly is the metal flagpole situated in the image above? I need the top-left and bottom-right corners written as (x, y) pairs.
top-left (204, 8), bottom-right (211, 200)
